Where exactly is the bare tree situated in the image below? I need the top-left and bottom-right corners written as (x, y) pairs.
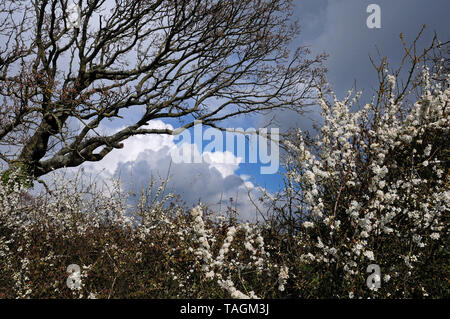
top-left (0, 0), bottom-right (325, 179)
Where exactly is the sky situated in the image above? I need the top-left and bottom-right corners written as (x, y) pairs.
top-left (42, 0), bottom-right (450, 221)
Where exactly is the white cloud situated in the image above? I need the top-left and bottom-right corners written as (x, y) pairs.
top-left (202, 151), bottom-right (242, 178)
top-left (71, 120), bottom-right (267, 221)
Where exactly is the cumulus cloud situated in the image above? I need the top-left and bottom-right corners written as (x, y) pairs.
top-left (65, 120), bottom-right (268, 221)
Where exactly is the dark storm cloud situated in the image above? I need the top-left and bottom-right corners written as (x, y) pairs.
top-left (258, 0), bottom-right (450, 132)
top-left (307, 0), bottom-right (450, 99)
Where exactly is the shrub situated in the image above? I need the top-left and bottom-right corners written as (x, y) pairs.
top-left (269, 46), bottom-right (449, 298)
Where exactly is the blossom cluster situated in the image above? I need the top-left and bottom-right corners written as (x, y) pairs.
top-left (189, 206), bottom-right (276, 299)
top-left (278, 66), bottom-right (449, 298)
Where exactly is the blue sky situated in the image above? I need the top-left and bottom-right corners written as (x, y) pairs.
top-left (65, 0), bottom-right (449, 220)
